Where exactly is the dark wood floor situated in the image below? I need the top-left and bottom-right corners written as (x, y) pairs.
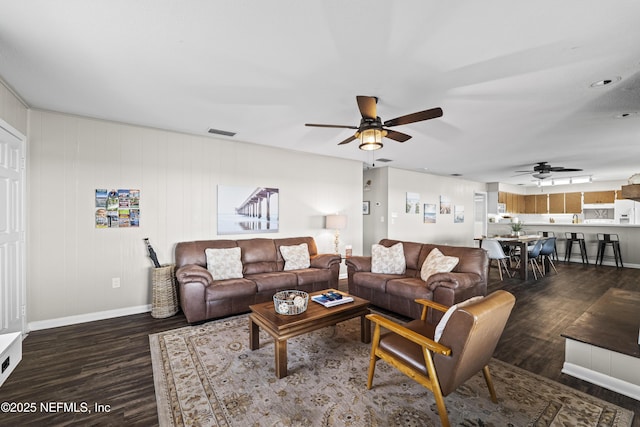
top-left (0, 262), bottom-right (638, 425)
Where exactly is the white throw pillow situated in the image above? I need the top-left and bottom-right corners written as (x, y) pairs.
top-left (280, 243), bottom-right (311, 270)
top-left (420, 248), bottom-right (459, 282)
top-left (434, 296), bottom-right (484, 342)
top-left (371, 243), bottom-right (406, 274)
top-left (205, 247), bottom-right (243, 280)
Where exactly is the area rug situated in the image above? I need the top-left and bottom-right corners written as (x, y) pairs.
top-left (150, 314), bottom-right (634, 427)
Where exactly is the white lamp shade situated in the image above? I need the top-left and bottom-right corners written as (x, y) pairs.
top-left (325, 214), bottom-right (347, 230)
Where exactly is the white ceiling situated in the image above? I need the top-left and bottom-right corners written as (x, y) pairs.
top-left (1, 0), bottom-right (640, 186)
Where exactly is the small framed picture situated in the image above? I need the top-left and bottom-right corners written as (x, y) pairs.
top-left (363, 201), bottom-right (370, 215)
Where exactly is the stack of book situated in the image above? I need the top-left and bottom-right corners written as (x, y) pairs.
top-left (311, 291), bottom-right (354, 308)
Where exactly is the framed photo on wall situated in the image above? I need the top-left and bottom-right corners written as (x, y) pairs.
top-left (217, 185), bottom-right (279, 234)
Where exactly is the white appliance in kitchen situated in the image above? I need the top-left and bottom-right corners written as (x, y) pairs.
top-left (614, 199), bottom-right (640, 224)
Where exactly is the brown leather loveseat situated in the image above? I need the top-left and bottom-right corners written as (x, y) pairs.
top-left (175, 236), bottom-right (341, 323)
top-left (346, 239), bottom-right (489, 320)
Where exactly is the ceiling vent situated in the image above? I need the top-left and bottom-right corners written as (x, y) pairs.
top-left (375, 158), bottom-right (393, 163)
top-left (207, 128), bottom-right (236, 137)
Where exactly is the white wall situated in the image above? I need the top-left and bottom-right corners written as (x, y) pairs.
top-left (27, 110), bottom-right (363, 327)
top-left (362, 167), bottom-right (487, 252)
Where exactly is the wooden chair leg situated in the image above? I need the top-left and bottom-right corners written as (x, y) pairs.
top-left (482, 365), bottom-right (498, 403)
top-left (501, 259), bottom-right (512, 277)
top-left (423, 349), bottom-right (450, 427)
top-left (367, 324), bottom-right (381, 389)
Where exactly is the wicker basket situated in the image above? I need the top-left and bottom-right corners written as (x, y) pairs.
top-left (273, 290), bottom-right (309, 315)
top-left (151, 264), bottom-right (178, 318)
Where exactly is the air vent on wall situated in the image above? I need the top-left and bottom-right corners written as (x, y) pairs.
top-left (375, 158), bottom-right (393, 163)
top-left (207, 128), bottom-right (236, 137)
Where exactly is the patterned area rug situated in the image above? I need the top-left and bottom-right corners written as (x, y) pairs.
top-left (150, 314), bottom-right (633, 426)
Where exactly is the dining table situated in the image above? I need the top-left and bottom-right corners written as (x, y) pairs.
top-left (479, 235), bottom-right (541, 280)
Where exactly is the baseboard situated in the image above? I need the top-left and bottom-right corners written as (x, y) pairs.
top-left (565, 257), bottom-right (639, 269)
top-left (562, 362), bottom-right (640, 400)
top-left (28, 304), bottom-right (152, 331)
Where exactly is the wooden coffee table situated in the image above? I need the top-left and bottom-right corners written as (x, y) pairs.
top-left (249, 289), bottom-right (370, 379)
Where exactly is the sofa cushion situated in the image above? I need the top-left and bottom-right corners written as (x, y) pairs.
top-left (292, 268), bottom-right (332, 286)
top-left (244, 271), bottom-right (297, 292)
top-left (280, 243), bottom-right (311, 270)
top-left (353, 271), bottom-right (399, 292)
top-left (371, 242), bottom-right (406, 274)
top-left (386, 277), bottom-right (434, 301)
top-left (205, 247), bottom-right (243, 280)
top-left (420, 248), bottom-right (459, 282)
top-left (205, 278), bottom-right (257, 300)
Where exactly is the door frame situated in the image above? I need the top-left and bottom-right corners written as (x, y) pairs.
top-left (0, 118), bottom-right (26, 334)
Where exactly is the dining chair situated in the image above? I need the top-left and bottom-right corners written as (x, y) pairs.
top-left (517, 239), bottom-right (544, 280)
top-left (482, 239), bottom-right (512, 280)
top-left (539, 237), bottom-right (558, 275)
top-left (537, 231), bottom-right (558, 261)
top-left (366, 291), bottom-right (516, 427)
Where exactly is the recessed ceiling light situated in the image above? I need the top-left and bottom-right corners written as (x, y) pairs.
top-left (589, 76), bottom-right (621, 88)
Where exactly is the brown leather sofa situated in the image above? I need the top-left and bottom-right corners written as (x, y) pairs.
top-left (345, 239), bottom-right (489, 320)
top-left (175, 236), bottom-right (341, 323)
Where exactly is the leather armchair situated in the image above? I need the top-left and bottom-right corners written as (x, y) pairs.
top-left (366, 290), bottom-right (516, 427)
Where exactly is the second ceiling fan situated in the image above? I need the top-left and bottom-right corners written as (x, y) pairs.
top-left (515, 162), bottom-right (583, 179)
top-left (305, 95), bottom-right (443, 150)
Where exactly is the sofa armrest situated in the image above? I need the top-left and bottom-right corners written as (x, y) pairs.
top-left (426, 272), bottom-right (482, 291)
top-left (345, 256), bottom-right (371, 272)
top-left (310, 253), bottom-right (342, 269)
top-left (176, 264), bottom-right (213, 286)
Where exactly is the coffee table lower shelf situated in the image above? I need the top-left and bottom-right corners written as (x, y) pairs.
top-left (249, 290), bottom-right (370, 379)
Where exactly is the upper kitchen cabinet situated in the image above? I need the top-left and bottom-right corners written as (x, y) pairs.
top-left (549, 193), bottom-right (565, 214)
top-left (565, 192), bottom-right (582, 213)
top-left (583, 190), bottom-right (615, 204)
top-left (535, 194), bottom-right (548, 213)
top-left (620, 185), bottom-right (640, 202)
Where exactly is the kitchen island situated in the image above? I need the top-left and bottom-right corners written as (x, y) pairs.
top-left (487, 222), bottom-right (640, 268)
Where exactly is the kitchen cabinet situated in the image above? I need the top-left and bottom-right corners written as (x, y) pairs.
top-left (583, 191), bottom-right (615, 204)
top-left (549, 193), bottom-right (565, 213)
top-left (620, 185), bottom-right (640, 202)
top-left (565, 192), bottom-right (582, 213)
top-left (535, 194), bottom-right (548, 213)
top-left (524, 195), bottom-right (536, 214)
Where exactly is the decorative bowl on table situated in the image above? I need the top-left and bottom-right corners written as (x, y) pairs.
top-left (273, 290), bottom-right (309, 315)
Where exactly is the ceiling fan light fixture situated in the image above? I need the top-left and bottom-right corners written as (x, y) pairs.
top-left (358, 128), bottom-right (385, 151)
top-left (532, 172), bottom-right (552, 179)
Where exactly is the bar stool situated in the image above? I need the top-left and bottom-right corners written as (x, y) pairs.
top-left (564, 232), bottom-right (588, 264)
top-left (596, 233), bottom-right (623, 268)
top-left (537, 231), bottom-right (558, 261)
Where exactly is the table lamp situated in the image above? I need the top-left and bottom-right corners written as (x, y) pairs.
top-left (325, 214), bottom-right (347, 254)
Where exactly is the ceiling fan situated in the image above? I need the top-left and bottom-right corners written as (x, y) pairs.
top-left (305, 95), bottom-right (443, 150)
top-left (515, 162), bottom-right (583, 180)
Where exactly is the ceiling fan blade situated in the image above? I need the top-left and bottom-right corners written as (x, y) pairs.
top-left (337, 134), bottom-right (357, 145)
top-left (356, 96), bottom-right (377, 120)
top-left (305, 123), bottom-right (358, 129)
top-left (385, 129), bottom-right (412, 142)
top-left (552, 168), bottom-right (583, 172)
top-left (384, 107), bottom-right (443, 127)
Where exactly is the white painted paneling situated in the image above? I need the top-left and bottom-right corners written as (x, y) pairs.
top-left (387, 168), bottom-right (487, 246)
top-left (27, 110), bottom-right (363, 325)
top-left (0, 80), bottom-right (28, 136)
